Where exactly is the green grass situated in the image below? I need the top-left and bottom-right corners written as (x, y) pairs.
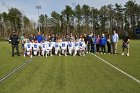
top-left (0, 41), bottom-right (140, 93)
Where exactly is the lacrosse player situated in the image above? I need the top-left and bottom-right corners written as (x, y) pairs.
top-left (68, 39), bottom-right (74, 56)
top-left (61, 40), bottom-right (68, 56)
top-left (79, 38), bottom-right (86, 57)
top-left (46, 40), bottom-right (53, 57)
top-left (73, 39), bottom-right (80, 56)
top-left (24, 39), bottom-right (33, 58)
top-left (32, 40), bottom-right (40, 56)
top-left (41, 41), bottom-right (47, 56)
top-left (54, 39), bottom-right (61, 56)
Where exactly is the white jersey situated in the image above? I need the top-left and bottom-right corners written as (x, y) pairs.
top-left (24, 42), bottom-right (32, 51)
top-left (46, 42), bottom-right (53, 50)
top-left (78, 38), bottom-right (82, 42)
top-left (61, 42), bottom-right (68, 50)
top-left (79, 41), bottom-right (86, 50)
top-left (74, 41), bottom-right (80, 50)
top-left (41, 42), bottom-right (46, 50)
top-left (51, 42), bottom-right (56, 47)
top-left (68, 42), bottom-right (74, 50)
top-left (33, 43), bottom-right (40, 51)
top-left (54, 42), bottom-right (61, 50)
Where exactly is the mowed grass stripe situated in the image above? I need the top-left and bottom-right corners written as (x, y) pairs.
top-left (96, 40), bottom-right (140, 80)
top-left (0, 54), bottom-right (140, 93)
top-left (0, 59), bottom-right (31, 82)
top-left (0, 57), bottom-right (46, 93)
top-left (0, 42), bottom-right (29, 77)
top-left (64, 54), bottom-right (140, 93)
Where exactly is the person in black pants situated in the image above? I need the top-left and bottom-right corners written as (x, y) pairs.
top-left (87, 32), bottom-right (93, 53)
top-left (83, 33), bottom-right (88, 53)
top-left (10, 31), bottom-right (20, 57)
top-left (100, 34), bottom-right (107, 54)
top-left (107, 34), bottom-right (111, 54)
top-left (96, 35), bottom-right (100, 53)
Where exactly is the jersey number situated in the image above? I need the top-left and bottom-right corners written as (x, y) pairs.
top-left (34, 45), bottom-right (37, 48)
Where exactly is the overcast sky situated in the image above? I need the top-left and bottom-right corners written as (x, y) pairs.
top-left (0, 0), bottom-right (140, 21)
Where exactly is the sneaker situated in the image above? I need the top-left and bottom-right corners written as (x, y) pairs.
top-left (126, 53), bottom-right (129, 56)
top-left (51, 54), bottom-right (52, 57)
top-left (24, 54), bottom-right (26, 57)
top-left (30, 55), bottom-right (32, 58)
top-left (121, 52), bottom-right (124, 55)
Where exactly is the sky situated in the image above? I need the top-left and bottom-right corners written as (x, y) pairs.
top-left (0, 0), bottom-right (140, 21)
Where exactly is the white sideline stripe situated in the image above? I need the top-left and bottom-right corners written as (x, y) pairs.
top-left (0, 59), bottom-right (31, 83)
top-left (91, 53), bottom-right (140, 84)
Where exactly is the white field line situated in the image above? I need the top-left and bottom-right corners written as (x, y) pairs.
top-left (91, 53), bottom-right (140, 84)
top-left (0, 59), bottom-right (31, 83)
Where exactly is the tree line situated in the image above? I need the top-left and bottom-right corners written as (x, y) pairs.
top-left (0, 1), bottom-right (140, 39)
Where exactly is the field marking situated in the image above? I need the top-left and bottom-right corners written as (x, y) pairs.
top-left (91, 53), bottom-right (140, 84)
top-left (0, 59), bottom-right (31, 83)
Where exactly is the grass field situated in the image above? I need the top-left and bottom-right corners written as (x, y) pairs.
top-left (0, 41), bottom-right (140, 93)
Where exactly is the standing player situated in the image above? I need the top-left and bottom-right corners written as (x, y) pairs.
top-left (24, 39), bottom-right (33, 58)
top-left (68, 39), bottom-right (74, 56)
top-left (46, 40), bottom-right (53, 57)
top-left (32, 40), bottom-right (40, 56)
top-left (54, 40), bottom-right (61, 56)
top-left (61, 40), bottom-right (68, 56)
top-left (73, 39), bottom-right (80, 56)
top-left (79, 38), bottom-right (86, 57)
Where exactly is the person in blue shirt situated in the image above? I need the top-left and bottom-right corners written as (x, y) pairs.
top-left (36, 32), bottom-right (43, 43)
top-left (111, 30), bottom-right (119, 54)
top-left (92, 34), bottom-right (97, 53)
top-left (100, 34), bottom-right (107, 54)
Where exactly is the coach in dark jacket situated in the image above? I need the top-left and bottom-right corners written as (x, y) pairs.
top-left (10, 31), bottom-right (20, 57)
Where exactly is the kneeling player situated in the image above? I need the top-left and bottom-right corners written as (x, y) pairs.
top-left (74, 39), bottom-right (80, 56)
top-left (41, 41), bottom-right (46, 56)
top-left (79, 38), bottom-right (86, 57)
top-left (46, 40), bottom-right (53, 57)
top-left (33, 40), bottom-right (40, 56)
top-left (68, 39), bottom-right (74, 56)
top-left (24, 40), bottom-right (33, 58)
top-left (54, 40), bottom-right (61, 56)
top-left (61, 40), bottom-right (68, 56)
